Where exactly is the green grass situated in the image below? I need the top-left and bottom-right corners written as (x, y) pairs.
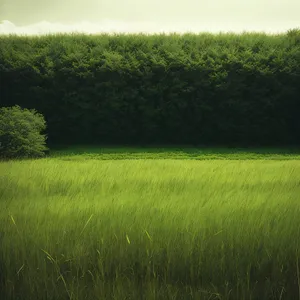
top-left (1, 148), bottom-right (300, 299)
top-left (48, 145), bottom-right (300, 161)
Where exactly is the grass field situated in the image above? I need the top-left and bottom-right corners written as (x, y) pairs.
top-left (49, 146), bottom-right (300, 160)
top-left (1, 147), bottom-right (300, 300)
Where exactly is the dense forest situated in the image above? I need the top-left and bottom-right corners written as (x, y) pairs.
top-left (1, 30), bottom-right (299, 146)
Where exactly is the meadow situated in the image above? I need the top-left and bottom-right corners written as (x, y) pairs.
top-left (1, 147), bottom-right (300, 299)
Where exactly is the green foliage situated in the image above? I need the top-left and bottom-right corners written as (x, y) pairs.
top-left (0, 31), bottom-right (299, 146)
top-left (0, 105), bottom-right (48, 159)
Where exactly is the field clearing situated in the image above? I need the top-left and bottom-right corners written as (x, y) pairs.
top-left (1, 156), bottom-right (300, 299)
top-left (49, 146), bottom-right (300, 161)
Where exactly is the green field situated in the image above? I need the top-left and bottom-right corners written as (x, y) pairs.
top-left (1, 148), bottom-right (300, 299)
top-left (49, 146), bottom-right (300, 160)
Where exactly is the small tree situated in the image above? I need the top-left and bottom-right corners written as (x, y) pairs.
top-left (0, 105), bottom-right (48, 159)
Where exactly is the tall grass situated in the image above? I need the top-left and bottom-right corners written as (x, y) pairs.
top-left (1, 159), bottom-right (300, 299)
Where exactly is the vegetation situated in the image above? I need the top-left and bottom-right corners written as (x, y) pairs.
top-left (0, 158), bottom-right (299, 299)
top-left (1, 29), bottom-right (300, 299)
top-left (0, 105), bottom-right (48, 159)
top-left (0, 31), bottom-right (299, 146)
top-left (49, 145), bottom-right (300, 160)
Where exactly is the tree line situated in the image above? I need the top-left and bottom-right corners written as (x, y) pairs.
top-left (0, 30), bottom-right (299, 146)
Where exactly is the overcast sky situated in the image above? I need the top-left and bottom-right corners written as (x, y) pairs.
top-left (0, 0), bottom-right (299, 35)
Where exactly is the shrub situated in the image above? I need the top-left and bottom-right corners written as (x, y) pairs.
top-left (0, 105), bottom-right (48, 159)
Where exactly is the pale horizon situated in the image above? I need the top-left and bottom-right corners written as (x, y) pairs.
top-left (0, 0), bottom-right (299, 35)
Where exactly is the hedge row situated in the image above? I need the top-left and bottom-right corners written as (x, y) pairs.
top-left (0, 31), bottom-right (300, 146)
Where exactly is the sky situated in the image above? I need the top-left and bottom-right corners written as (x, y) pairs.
top-left (0, 0), bottom-right (299, 35)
